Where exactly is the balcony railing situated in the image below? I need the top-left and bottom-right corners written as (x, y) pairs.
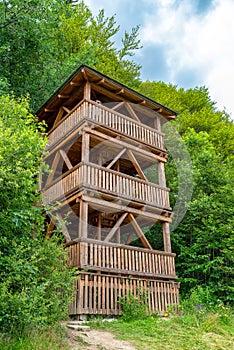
top-left (69, 272), bottom-right (180, 315)
top-left (67, 240), bottom-right (177, 279)
top-left (47, 100), bottom-right (164, 151)
top-left (42, 162), bottom-right (170, 209)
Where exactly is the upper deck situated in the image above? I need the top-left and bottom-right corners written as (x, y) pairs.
top-left (46, 99), bottom-right (166, 153)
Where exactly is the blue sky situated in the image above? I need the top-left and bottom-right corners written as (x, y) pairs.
top-left (83, 0), bottom-right (234, 118)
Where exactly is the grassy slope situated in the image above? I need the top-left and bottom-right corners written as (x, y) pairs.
top-left (89, 310), bottom-right (234, 350)
top-left (1, 309), bottom-right (233, 349)
top-left (0, 328), bottom-right (70, 350)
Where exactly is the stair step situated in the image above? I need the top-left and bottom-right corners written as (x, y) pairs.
top-left (67, 324), bottom-right (91, 331)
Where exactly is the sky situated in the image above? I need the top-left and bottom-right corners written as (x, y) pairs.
top-left (83, 0), bottom-right (234, 118)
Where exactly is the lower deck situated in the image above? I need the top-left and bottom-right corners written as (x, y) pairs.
top-left (69, 272), bottom-right (180, 316)
top-left (67, 240), bottom-right (179, 316)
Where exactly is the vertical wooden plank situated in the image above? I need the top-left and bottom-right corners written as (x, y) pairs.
top-left (102, 275), bottom-right (106, 314)
top-left (98, 242), bottom-right (102, 268)
top-left (139, 251), bottom-right (142, 274)
top-left (93, 275), bottom-right (97, 314)
top-left (106, 276), bottom-right (109, 313)
top-left (128, 249), bottom-right (132, 272)
top-left (97, 274), bottom-right (101, 313)
top-left (124, 248), bottom-right (128, 271)
top-left (106, 245), bottom-right (109, 270)
top-left (135, 250), bottom-right (139, 273)
top-left (131, 249), bottom-right (135, 272)
top-left (90, 243), bottom-right (93, 266)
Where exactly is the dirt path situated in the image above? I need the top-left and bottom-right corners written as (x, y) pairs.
top-left (66, 328), bottom-right (136, 350)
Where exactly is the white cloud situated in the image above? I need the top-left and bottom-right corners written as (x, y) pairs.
top-left (140, 0), bottom-right (234, 116)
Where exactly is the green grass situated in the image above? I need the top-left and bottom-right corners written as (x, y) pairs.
top-left (1, 300), bottom-right (233, 350)
top-left (0, 327), bottom-right (70, 350)
top-left (88, 307), bottom-right (234, 350)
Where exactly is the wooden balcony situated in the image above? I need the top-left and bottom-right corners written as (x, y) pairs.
top-left (42, 162), bottom-right (170, 210)
top-left (67, 240), bottom-right (177, 279)
top-left (69, 272), bottom-right (180, 316)
top-left (47, 100), bottom-right (165, 151)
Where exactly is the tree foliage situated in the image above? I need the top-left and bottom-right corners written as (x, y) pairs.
top-left (0, 0), bottom-right (233, 330)
top-left (140, 81), bottom-right (234, 301)
top-left (0, 95), bottom-right (75, 332)
top-left (0, 0), bottom-right (142, 111)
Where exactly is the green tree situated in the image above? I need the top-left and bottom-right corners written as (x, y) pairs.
top-left (0, 0), bottom-right (142, 111)
top-left (0, 95), bottom-right (74, 332)
top-left (171, 130), bottom-right (234, 301)
top-left (139, 81), bottom-right (234, 302)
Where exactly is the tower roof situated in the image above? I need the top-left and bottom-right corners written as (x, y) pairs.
top-left (37, 64), bottom-right (177, 124)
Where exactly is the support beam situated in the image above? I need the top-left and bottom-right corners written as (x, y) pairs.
top-left (104, 213), bottom-right (128, 242)
top-left (126, 232), bottom-right (133, 245)
top-left (59, 149), bottom-right (73, 170)
top-left (127, 150), bottom-right (148, 181)
top-left (129, 213), bottom-right (152, 249)
top-left (83, 82), bottom-right (91, 100)
top-left (158, 162), bottom-right (166, 187)
top-left (82, 195), bottom-right (172, 222)
top-left (53, 107), bottom-right (64, 128)
top-left (79, 200), bottom-right (88, 239)
top-left (81, 132), bottom-right (90, 162)
top-left (125, 103), bottom-right (140, 122)
top-left (62, 106), bottom-right (71, 114)
top-left (162, 222), bottom-right (171, 253)
top-left (84, 127), bottom-right (167, 162)
top-left (45, 151), bottom-right (61, 187)
top-left (111, 101), bottom-right (125, 111)
top-left (45, 219), bottom-right (55, 238)
top-left (91, 83), bottom-right (124, 102)
top-left (106, 148), bottom-right (126, 169)
top-left (55, 213), bottom-right (71, 242)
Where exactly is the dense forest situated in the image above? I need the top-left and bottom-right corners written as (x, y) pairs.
top-left (0, 0), bottom-right (233, 333)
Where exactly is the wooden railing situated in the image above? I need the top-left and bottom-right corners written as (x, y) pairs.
top-left (67, 240), bottom-right (176, 279)
top-left (69, 272), bottom-right (180, 315)
top-left (42, 162), bottom-right (170, 209)
top-left (47, 100), bottom-right (164, 151)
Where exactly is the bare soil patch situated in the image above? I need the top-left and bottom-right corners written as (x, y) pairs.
top-left (66, 327), bottom-right (136, 350)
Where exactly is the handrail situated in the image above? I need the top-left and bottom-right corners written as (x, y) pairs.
top-left (47, 100), bottom-right (165, 151)
top-left (42, 162), bottom-right (170, 209)
top-left (43, 161), bottom-right (170, 192)
top-left (67, 240), bottom-right (177, 278)
top-left (66, 237), bottom-right (176, 256)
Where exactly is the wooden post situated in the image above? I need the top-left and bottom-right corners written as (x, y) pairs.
top-left (158, 161), bottom-right (166, 187)
top-left (84, 82), bottom-right (91, 100)
top-left (154, 115), bottom-right (161, 132)
top-left (81, 132), bottom-right (90, 163)
top-left (97, 213), bottom-right (102, 240)
top-left (116, 160), bottom-right (121, 244)
top-left (162, 222), bottom-right (171, 253)
top-left (79, 200), bottom-right (88, 239)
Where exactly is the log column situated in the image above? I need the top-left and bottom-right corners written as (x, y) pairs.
top-left (158, 161), bottom-right (171, 252)
top-left (162, 222), bottom-right (171, 253)
top-left (79, 131), bottom-right (90, 238)
top-left (81, 132), bottom-right (90, 163)
top-left (158, 161), bottom-right (166, 188)
top-left (79, 200), bottom-right (88, 239)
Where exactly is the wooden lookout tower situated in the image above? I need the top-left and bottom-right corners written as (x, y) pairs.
top-left (37, 65), bottom-right (180, 317)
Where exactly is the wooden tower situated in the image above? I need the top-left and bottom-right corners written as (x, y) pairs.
top-left (37, 65), bottom-right (180, 317)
